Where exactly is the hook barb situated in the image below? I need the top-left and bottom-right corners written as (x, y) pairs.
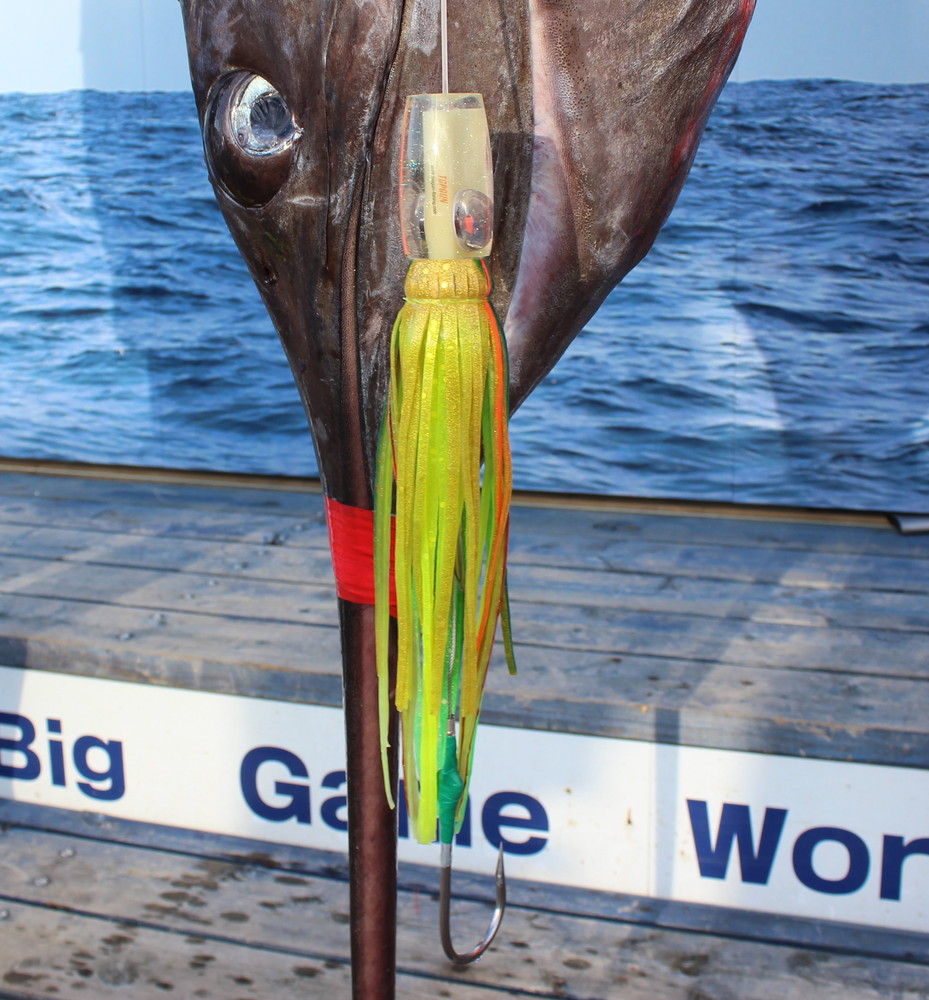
top-left (439, 842), bottom-right (506, 965)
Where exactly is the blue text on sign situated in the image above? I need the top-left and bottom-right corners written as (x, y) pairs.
top-left (688, 799), bottom-right (929, 901)
top-left (0, 711), bottom-right (125, 801)
top-left (240, 745), bottom-right (549, 855)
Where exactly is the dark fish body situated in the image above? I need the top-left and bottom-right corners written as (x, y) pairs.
top-left (180, 0), bottom-right (754, 505)
top-left (178, 2), bottom-right (754, 995)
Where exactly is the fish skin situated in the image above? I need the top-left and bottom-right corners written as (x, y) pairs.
top-left (179, 0), bottom-right (754, 503)
top-left (506, 0), bottom-right (756, 403)
top-left (178, 5), bottom-right (754, 992)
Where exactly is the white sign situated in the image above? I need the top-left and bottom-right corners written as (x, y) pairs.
top-left (2, 665), bottom-right (928, 933)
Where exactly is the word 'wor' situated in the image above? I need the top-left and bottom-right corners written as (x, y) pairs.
top-left (689, 799), bottom-right (929, 901)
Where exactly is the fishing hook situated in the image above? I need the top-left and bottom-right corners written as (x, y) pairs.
top-left (439, 841), bottom-right (507, 965)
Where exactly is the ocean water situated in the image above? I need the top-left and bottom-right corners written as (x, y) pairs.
top-left (0, 81), bottom-right (927, 511)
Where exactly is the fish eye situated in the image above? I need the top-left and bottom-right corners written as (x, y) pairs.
top-left (204, 71), bottom-right (302, 207)
top-left (230, 76), bottom-right (301, 156)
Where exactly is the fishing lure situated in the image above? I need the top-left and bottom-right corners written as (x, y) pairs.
top-left (374, 91), bottom-right (516, 847)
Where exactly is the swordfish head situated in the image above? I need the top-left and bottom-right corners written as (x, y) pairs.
top-left (179, 0), bottom-right (755, 506)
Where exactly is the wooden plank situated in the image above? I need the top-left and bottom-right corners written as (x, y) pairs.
top-left (0, 904), bottom-right (497, 1000)
top-left (4, 489), bottom-right (927, 599)
top-left (3, 591), bottom-right (929, 766)
top-left (4, 898), bottom-right (927, 1000)
top-left (0, 904), bottom-right (354, 1000)
top-left (7, 486), bottom-right (929, 593)
top-left (0, 826), bottom-right (351, 957)
top-left (509, 502), bottom-right (912, 555)
top-left (504, 601), bottom-right (929, 674)
top-left (489, 645), bottom-right (929, 761)
top-left (0, 524), bottom-right (335, 586)
top-left (2, 554), bottom-right (926, 682)
top-left (0, 593), bottom-right (344, 706)
top-left (1, 466), bottom-right (928, 765)
top-left (4, 528), bottom-right (929, 638)
top-left (2, 576), bottom-right (927, 723)
top-left (510, 563), bottom-right (929, 632)
top-left (0, 494), bottom-right (329, 550)
top-left (0, 467), bottom-right (323, 516)
top-left (0, 556), bottom-right (338, 623)
top-left (0, 465), bottom-right (907, 554)
top-left (509, 532), bottom-right (929, 593)
top-left (7, 799), bottom-right (928, 968)
top-left (2, 826), bottom-right (929, 1000)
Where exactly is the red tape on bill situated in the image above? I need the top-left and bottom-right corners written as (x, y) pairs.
top-left (325, 496), bottom-right (396, 614)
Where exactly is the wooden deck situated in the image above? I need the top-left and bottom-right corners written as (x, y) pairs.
top-left (1, 460), bottom-right (929, 999)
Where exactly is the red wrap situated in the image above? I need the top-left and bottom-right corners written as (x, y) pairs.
top-left (325, 496), bottom-right (396, 614)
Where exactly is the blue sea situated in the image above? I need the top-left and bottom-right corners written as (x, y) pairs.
top-left (0, 80), bottom-right (927, 511)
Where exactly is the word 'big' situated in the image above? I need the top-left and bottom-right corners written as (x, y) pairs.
top-left (0, 712), bottom-right (125, 801)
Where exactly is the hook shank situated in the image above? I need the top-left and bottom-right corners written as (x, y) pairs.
top-left (439, 843), bottom-right (507, 965)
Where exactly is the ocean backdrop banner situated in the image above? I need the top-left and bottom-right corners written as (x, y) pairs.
top-left (0, 81), bottom-right (927, 512)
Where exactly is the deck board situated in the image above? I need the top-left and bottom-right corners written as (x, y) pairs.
top-left (2, 464), bottom-right (929, 998)
top-left (0, 464), bottom-right (929, 764)
top-left (0, 468), bottom-right (927, 762)
top-left (6, 523), bottom-right (929, 634)
top-left (1, 551), bottom-right (926, 677)
top-left (2, 821), bottom-right (929, 1000)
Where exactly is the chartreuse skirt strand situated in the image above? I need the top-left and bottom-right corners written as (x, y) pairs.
top-left (374, 257), bottom-right (516, 846)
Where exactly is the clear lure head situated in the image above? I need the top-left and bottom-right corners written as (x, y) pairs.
top-left (400, 93), bottom-right (494, 260)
